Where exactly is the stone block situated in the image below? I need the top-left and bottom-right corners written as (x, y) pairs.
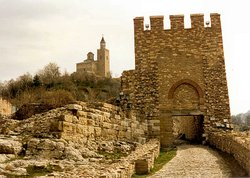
top-left (115, 114), bottom-right (121, 120)
top-left (94, 127), bottom-right (102, 137)
top-left (87, 119), bottom-right (95, 126)
top-left (61, 115), bottom-right (74, 123)
top-left (135, 159), bottom-right (150, 175)
top-left (121, 121), bottom-right (129, 127)
top-left (63, 122), bottom-right (73, 132)
top-left (72, 116), bottom-right (79, 124)
top-left (113, 124), bottom-right (119, 131)
top-left (0, 139), bottom-right (22, 155)
top-left (103, 122), bottom-right (112, 129)
top-left (66, 104), bottom-right (82, 111)
top-left (76, 124), bottom-right (84, 134)
top-left (78, 116), bottom-right (87, 125)
top-left (118, 131), bottom-right (126, 139)
top-left (58, 121), bottom-right (63, 131)
top-left (77, 110), bottom-right (87, 117)
top-left (138, 137), bottom-right (146, 144)
top-left (87, 126), bottom-right (95, 137)
top-left (88, 113), bottom-right (99, 120)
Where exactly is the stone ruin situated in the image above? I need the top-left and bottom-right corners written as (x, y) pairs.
top-left (0, 102), bottom-right (160, 177)
top-left (0, 13), bottom-right (249, 177)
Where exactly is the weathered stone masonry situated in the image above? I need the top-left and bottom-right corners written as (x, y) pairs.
top-left (121, 13), bottom-right (231, 147)
top-left (0, 103), bottom-right (159, 177)
top-left (0, 98), bottom-right (12, 116)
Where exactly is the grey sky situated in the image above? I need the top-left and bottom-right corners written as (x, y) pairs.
top-left (0, 0), bottom-right (249, 115)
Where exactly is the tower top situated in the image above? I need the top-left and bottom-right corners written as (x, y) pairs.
top-left (100, 36), bottom-right (106, 49)
top-left (101, 35), bottom-right (106, 42)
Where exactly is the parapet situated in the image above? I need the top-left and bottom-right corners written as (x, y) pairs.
top-left (150, 16), bottom-right (164, 31)
top-left (170, 15), bottom-right (184, 30)
top-left (134, 13), bottom-right (221, 32)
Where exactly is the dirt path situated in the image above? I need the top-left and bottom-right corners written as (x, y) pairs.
top-left (149, 144), bottom-right (239, 178)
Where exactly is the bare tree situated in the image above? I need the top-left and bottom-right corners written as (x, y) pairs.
top-left (37, 62), bottom-right (61, 85)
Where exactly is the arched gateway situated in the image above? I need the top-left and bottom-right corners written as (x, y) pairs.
top-left (121, 13), bottom-right (232, 148)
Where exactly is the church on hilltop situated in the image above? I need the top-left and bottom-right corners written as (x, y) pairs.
top-left (76, 37), bottom-right (110, 78)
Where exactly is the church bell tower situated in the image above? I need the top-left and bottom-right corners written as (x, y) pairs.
top-left (97, 36), bottom-right (110, 77)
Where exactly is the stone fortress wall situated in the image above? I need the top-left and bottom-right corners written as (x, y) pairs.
top-left (121, 13), bottom-right (231, 146)
top-left (208, 131), bottom-right (250, 175)
top-left (121, 13), bottom-right (249, 175)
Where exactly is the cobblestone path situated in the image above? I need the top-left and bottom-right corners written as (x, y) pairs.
top-left (149, 144), bottom-right (233, 178)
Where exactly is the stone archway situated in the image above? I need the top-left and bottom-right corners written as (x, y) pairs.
top-left (168, 79), bottom-right (204, 106)
top-left (160, 79), bottom-right (205, 147)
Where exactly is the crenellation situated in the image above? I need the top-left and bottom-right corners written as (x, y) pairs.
top-left (170, 15), bottom-right (184, 30)
top-left (150, 16), bottom-right (164, 31)
top-left (190, 14), bottom-right (204, 29)
top-left (210, 13), bottom-right (221, 29)
top-left (133, 13), bottom-right (222, 34)
top-left (134, 17), bottom-right (144, 33)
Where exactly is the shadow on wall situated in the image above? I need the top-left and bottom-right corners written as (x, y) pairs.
top-left (173, 115), bottom-right (204, 144)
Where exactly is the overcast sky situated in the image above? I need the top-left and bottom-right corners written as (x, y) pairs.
top-left (0, 0), bottom-right (249, 115)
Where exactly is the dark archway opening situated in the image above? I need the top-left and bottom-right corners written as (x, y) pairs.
top-left (173, 115), bottom-right (204, 144)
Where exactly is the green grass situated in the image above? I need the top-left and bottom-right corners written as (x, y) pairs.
top-left (26, 164), bottom-right (53, 176)
top-left (132, 148), bottom-right (177, 178)
top-left (98, 150), bottom-right (128, 160)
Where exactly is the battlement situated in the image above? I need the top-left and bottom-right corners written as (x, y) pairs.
top-left (134, 13), bottom-right (221, 32)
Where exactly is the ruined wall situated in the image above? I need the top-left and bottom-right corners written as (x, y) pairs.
top-left (100, 139), bottom-right (160, 177)
top-left (58, 102), bottom-right (148, 144)
top-left (0, 101), bottom-right (159, 177)
top-left (208, 131), bottom-right (250, 175)
top-left (7, 102), bottom-right (148, 145)
top-left (0, 98), bottom-right (12, 116)
top-left (121, 13), bottom-right (231, 145)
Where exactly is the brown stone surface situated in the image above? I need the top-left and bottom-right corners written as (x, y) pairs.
top-left (0, 101), bottom-right (159, 177)
top-left (0, 98), bottom-right (12, 116)
top-left (208, 131), bottom-right (250, 175)
top-left (121, 13), bottom-right (232, 147)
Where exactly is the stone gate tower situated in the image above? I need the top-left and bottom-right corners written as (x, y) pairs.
top-left (121, 13), bottom-right (231, 147)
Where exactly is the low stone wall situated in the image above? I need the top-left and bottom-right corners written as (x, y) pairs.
top-left (99, 139), bottom-right (160, 178)
top-left (208, 131), bottom-right (250, 175)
